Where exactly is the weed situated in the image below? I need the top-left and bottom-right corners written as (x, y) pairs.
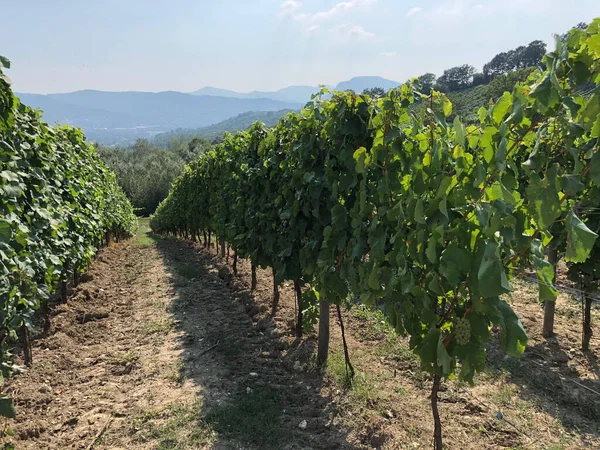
top-left (134, 401), bottom-right (214, 449)
top-left (204, 387), bottom-right (283, 448)
top-left (109, 350), bottom-right (139, 365)
top-left (143, 318), bottom-right (175, 335)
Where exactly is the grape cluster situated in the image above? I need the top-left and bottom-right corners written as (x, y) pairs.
top-left (454, 317), bottom-right (471, 345)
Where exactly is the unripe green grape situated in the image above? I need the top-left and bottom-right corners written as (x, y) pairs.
top-left (454, 317), bottom-right (471, 345)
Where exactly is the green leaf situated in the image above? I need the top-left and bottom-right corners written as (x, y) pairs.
top-left (530, 72), bottom-right (559, 110)
top-left (525, 174), bottom-right (561, 230)
top-left (440, 243), bottom-right (470, 285)
top-left (453, 116), bottom-right (465, 145)
top-left (565, 211), bottom-right (598, 263)
top-left (590, 116), bottom-right (600, 138)
top-left (0, 219), bottom-right (11, 244)
top-left (496, 300), bottom-right (528, 357)
top-left (531, 240), bottom-right (558, 303)
top-left (437, 334), bottom-right (452, 375)
top-left (414, 199), bottom-right (425, 224)
top-left (441, 95), bottom-right (452, 117)
top-left (588, 151), bottom-right (600, 186)
top-left (560, 174), bottom-right (584, 196)
top-left (492, 92), bottom-right (513, 124)
top-left (0, 396), bottom-right (16, 419)
top-left (368, 266), bottom-right (380, 291)
top-left (353, 147), bottom-right (369, 174)
top-left (477, 240), bottom-right (511, 298)
top-left (368, 225), bottom-right (386, 261)
top-left (426, 238), bottom-right (437, 263)
top-left (477, 106), bottom-right (487, 123)
top-left (415, 328), bottom-right (439, 372)
top-left (439, 197), bottom-right (448, 219)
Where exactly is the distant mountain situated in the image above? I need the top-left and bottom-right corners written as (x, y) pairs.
top-left (16, 90), bottom-right (301, 145)
top-left (16, 76), bottom-right (404, 146)
top-left (191, 85), bottom-right (320, 104)
top-left (191, 87), bottom-right (245, 98)
top-left (335, 76), bottom-right (400, 93)
top-left (153, 109), bottom-right (294, 147)
top-left (13, 93), bottom-right (137, 128)
top-left (191, 77), bottom-right (401, 105)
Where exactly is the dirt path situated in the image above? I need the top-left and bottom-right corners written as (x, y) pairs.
top-left (3, 222), bottom-right (351, 450)
top-left (3, 221), bottom-right (599, 449)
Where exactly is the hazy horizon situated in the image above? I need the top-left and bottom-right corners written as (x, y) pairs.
top-left (3, 0), bottom-right (599, 94)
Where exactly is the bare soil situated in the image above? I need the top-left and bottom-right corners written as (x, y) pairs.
top-left (2, 222), bottom-right (599, 449)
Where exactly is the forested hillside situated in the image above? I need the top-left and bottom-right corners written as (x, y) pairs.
top-left (98, 138), bottom-right (212, 216)
top-left (153, 109), bottom-right (293, 146)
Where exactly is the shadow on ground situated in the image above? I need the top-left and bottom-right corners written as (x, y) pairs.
top-left (485, 327), bottom-right (600, 437)
top-left (144, 228), bottom-right (355, 450)
top-left (141, 225), bottom-right (600, 448)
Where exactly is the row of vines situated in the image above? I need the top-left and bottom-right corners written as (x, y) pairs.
top-left (151, 22), bottom-right (600, 448)
top-left (0, 57), bottom-right (138, 417)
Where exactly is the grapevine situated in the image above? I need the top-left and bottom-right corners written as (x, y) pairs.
top-left (0, 57), bottom-right (137, 417)
top-left (151, 21), bottom-right (600, 449)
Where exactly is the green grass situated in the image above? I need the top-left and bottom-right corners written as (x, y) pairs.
top-left (173, 263), bottom-right (203, 280)
top-left (349, 304), bottom-right (420, 372)
top-left (163, 360), bottom-right (188, 386)
top-left (109, 350), bottom-right (139, 365)
top-left (135, 217), bottom-right (157, 247)
top-left (326, 348), bottom-right (378, 403)
top-left (143, 317), bottom-right (175, 335)
top-left (204, 386), bottom-right (284, 448)
top-left (134, 401), bottom-right (214, 449)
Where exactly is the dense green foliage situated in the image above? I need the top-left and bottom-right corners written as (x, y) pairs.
top-left (482, 40), bottom-right (547, 78)
top-left (0, 57), bottom-right (137, 416)
top-left (98, 138), bottom-right (211, 216)
top-left (151, 21), bottom-right (600, 446)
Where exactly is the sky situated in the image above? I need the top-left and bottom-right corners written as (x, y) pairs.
top-left (2, 0), bottom-right (600, 94)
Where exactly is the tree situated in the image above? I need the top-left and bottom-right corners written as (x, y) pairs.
top-left (362, 87), bottom-right (386, 98)
top-left (471, 72), bottom-right (486, 87)
top-left (97, 136), bottom-right (211, 216)
top-left (417, 73), bottom-right (436, 94)
top-left (483, 41), bottom-right (546, 79)
top-left (436, 64), bottom-right (476, 92)
top-left (483, 51), bottom-right (513, 79)
top-left (515, 40), bottom-right (546, 69)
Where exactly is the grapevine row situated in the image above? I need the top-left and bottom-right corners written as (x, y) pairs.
top-left (151, 22), bottom-right (600, 448)
top-left (0, 57), bottom-right (137, 417)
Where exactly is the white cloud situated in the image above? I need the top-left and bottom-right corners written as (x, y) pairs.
top-left (280, 0), bottom-right (301, 11)
top-left (330, 23), bottom-right (377, 42)
top-left (312, 0), bottom-right (377, 21)
top-left (406, 7), bottom-right (422, 17)
top-left (279, 0), bottom-right (307, 20)
top-left (379, 51), bottom-right (398, 57)
top-left (278, 0), bottom-right (377, 34)
top-left (434, 0), bottom-right (489, 17)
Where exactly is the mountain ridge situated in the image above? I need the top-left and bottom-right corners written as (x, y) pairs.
top-left (16, 75), bottom-right (401, 144)
top-left (190, 76), bottom-right (400, 103)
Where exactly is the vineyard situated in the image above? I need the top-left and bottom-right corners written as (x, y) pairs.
top-left (150, 22), bottom-right (600, 449)
top-left (1, 20), bottom-right (600, 450)
top-left (0, 55), bottom-right (137, 421)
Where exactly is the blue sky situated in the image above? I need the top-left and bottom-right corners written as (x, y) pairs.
top-left (3, 0), bottom-right (599, 94)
